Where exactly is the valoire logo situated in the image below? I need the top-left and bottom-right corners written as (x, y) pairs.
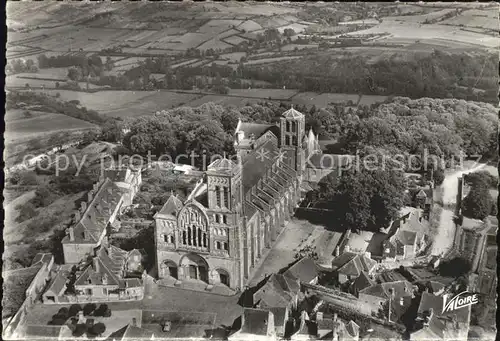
top-left (442, 291), bottom-right (479, 313)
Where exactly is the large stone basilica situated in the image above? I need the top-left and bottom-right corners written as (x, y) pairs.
top-left (154, 107), bottom-right (319, 291)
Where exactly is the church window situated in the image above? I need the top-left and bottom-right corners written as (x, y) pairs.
top-left (192, 226), bottom-right (198, 246)
top-left (216, 241), bottom-right (221, 250)
top-left (215, 186), bottom-right (221, 207)
top-left (164, 235), bottom-right (168, 243)
top-left (203, 233), bottom-right (207, 247)
top-left (170, 235), bottom-right (175, 244)
top-left (292, 136), bottom-right (297, 145)
top-left (286, 121), bottom-right (290, 132)
top-left (223, 187), bottom-right (229, 208)
top-left (291, 121), bottom-right (296, 133)
top-left (223, 215), bottom-right (228, 224)
top-left (187, 228), bottom-right (192, 246)
top-left (198, 228), bottom-right (202, 247)
top-left (224, 242), bottom-right (229, 251)
top-left (182, 231), bottom-right (186, 245)
top-left (215, 215), bottom-right (220, 223)
top-left (286, 136), bottom-right (290, 146)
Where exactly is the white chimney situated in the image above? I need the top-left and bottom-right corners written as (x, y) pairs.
top-left (345, 245), bottom-right (350, 253)
top-left (316, 312), bottom-right (323, 321)
top-left (334, 246), bottom-right (340, 257)
top-left (237, 130), bottom-right (245, 142)
top-left (365, 252), bottom-right (371, 259)
top-left (93, 258), bottom-right (100, 273)
top-left (74, 211), bottom-right (81, 223)
top-left (68, 227), bottom-right (75, 241)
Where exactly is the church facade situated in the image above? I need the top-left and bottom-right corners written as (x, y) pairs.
top-left (154, 107), bottom-right (319, 291)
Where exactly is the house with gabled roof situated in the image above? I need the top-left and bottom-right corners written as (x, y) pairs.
top-left (380, 208), bottom-right (427, 261)
top-left (331, 251), bottom-right (377, 284)
top-left (228, 308), bottom-right (277, 341)
top-left (103, 166), bottom-right (142, 207)
top-left (283, 257), bottom-right (319, 285)
top-left (62, 178), bottom-right (125, 264)
top-left (253, 273), bottom-right (300, 309)
top-left (410, 292), bottom-right (471, 341)
top-left (69, 245), bottom-right (144, 302)
top-left (358, 280), bottom-right (416, 316)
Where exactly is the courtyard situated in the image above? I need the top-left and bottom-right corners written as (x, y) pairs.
top-left (247, 218), bottom-right (343, 287)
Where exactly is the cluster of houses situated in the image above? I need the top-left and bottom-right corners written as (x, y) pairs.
top-left (228, 243), bottom-right (474, 341)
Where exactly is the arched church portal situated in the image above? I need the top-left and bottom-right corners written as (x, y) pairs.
top-left (180, 253), bottom-right (209, 283)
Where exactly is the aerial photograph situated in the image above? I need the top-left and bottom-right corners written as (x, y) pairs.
top-left (2, 1), bottom-right (498, 340)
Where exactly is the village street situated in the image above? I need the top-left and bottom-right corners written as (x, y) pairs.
top-left (431, 163), bottom-right (486, 257)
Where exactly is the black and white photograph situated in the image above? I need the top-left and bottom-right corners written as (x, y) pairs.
top-left (3, 1), bottom-right (499, 340)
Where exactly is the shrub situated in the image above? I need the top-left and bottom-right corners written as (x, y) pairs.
top-left (94, 304), bottom-right (111, 317)
top-left (18, 171), bottom-right (38, 185)
top-left (15, 202), bottom-right (38, 223)
top-left (69, 304), bottom-right (82, 317)
top-left (72, 324), bottom-right (87, 337)
top-left (57, 307), bottom-right (69, 319)
top-left (83, 303), bottom-right (97, 316)
top-left (89, 322), bottom-right (106, 337)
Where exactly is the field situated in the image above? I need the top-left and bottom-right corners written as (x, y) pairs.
top-left (102, 91), bottom-right (204, 118)
top-left (440, 9), bottom-right (498, 31)
top-left (5, 111), bottom-right (97, 143)
top-left (245, 56), bottom-right (303, 65)
top-left (345, 19), bottom-right (500, 48)
top-left (291, 92), bottom-right (361, 107)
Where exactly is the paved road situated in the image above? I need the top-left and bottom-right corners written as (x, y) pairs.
top-left (431, 163), bottom-right (486, 257)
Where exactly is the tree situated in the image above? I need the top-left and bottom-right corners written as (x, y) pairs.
top-left (438, 257), bottom-right (471, 278)
top-left (68, 304), bottom-right (82, 317)
top-left (89, 322), bottom-right (106, 337)
top-left (100, 120), bottom-right (123, 143)
top-left (67, 67), bottom-right (80, 81)
top-left (433, 167), bottom-right (445, 186)
top-left (83, 303), bottom-right (97, 316)
top-left (94, 304), bottom-right (111, 317)
top-left (316, 151), bottom-right (406, 232)
top-left (15, 202), bottom-right (38, 223)
top-left (57, 307), bottom-right (69, 319)
top-left (72, 324), bottom-right (88, 337)
top-left (462, 185), bottom-right (494, 220)
top-left (464, 171), bottom-right (498, 189)
top-left (18, 171), bottom-right (38, 185)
